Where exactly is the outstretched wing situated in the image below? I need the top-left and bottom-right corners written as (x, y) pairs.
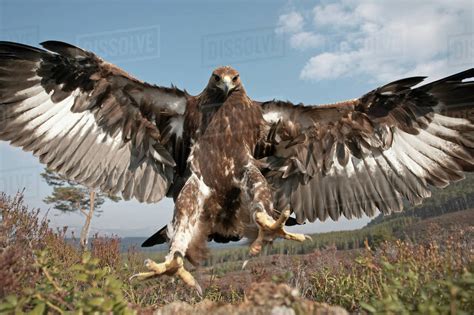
top-left (255, 69), bottom-right (474, 224)
top-left (0, 41), bottom-right (189, 203)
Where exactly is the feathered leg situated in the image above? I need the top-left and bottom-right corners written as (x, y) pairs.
top-left (130, 173), bottom-right (209, 296)
top-left (241, 164), bottom-right (311, 256)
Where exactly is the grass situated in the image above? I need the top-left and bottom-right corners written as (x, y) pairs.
top-left (0, 192), bottom-right (473, 314)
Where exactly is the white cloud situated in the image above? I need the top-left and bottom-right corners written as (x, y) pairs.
top-left (301, 52), bottom-right (355, 80)
top-left (275, 11), bottom-right (325, 51)
top-left (289, 31), bottom-right (325, 50)
top-left (277, 0), bottom-right (474, 83)
top-left (313, 3), bottom-right (359, 28)
top-left (276, 11), bottom-right (304, 34)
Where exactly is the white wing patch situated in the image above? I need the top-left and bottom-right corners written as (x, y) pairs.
top-left (0, 42), bottom-right (190, 205)
top-left (169, 116), bottom-right (185, 139)
top-left (1, 83), bottom-right (171, 203)
top-left (24, 90), bottom-right (122, 146)
top-left (263, 110), bottom-right (283, 124)
top-left (153, 92), bottom-right (187, 115)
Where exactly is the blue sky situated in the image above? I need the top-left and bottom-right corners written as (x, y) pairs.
top-left (0, 0), bottom-right (472, 237)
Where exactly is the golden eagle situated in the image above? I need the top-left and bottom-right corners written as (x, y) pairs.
top-left (0, 41), bottom-right (473, 294)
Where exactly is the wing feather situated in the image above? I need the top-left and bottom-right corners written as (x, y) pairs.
top-left (0, 41), bottom-right (190, 203)
top-left (257, 69), bottom-right (474, 222)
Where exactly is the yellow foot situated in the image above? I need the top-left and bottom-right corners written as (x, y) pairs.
top-left (129, 253), bottom-right (202, 296)
top-left (250, 209), bottom-right (312, 256)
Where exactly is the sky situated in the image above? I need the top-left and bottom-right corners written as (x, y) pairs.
top-left (0, 0), bottom-right (472, 237)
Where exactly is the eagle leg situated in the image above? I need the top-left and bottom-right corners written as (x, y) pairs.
top-left (129, 173), bottom-right (208, 297)
top-left (129, 253), bottom-right (202, 296)
top-left (240, 164), bottom-right (311, 255)
top-left (250, 209), bottom-right (311, 256)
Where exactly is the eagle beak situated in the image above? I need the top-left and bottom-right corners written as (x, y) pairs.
top-left (222, 76), bottom-right (233, 96)
top-left (223, 84), bottom-right (230, 96)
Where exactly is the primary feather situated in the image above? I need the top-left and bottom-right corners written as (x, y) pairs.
top-left (257, 69), bottom-right (474, 224)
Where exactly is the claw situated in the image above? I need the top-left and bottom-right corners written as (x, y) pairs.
top-left (194, 282), bottom-right (203, 298)
top-left (249, 233), bottom-right (264, 256)
top-left (130, 253), bottom-right (202, 296)
top-left (250, 209), bottom-right (310, 255)
top-left (128, 271), bottom-right (156, 281)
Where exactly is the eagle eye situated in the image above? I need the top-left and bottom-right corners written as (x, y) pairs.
top-left (213, 74), bottom-right (220, 82)
top-left (232, 75), bottom-right (239, 82)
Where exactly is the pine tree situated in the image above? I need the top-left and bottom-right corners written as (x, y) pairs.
top-left (41, 168), bottom-right (121, 250)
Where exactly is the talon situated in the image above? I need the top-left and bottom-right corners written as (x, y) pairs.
top-left (272, 209), bottom-right (290, 229)
top-left (130, 254), bottom-right (201, 294)
top-left (250, 209), bottom-right (311, 255)
top-left (242, 259), bottom-right (250, 270)
top-left (195, 282), bottom-right (203, 298)
top-left (254, 211), bottom-right (271, 230)
top-left (249, 227), bottom-right (265, 256)
top-left (129, 271), bottom-right (157, 281)
top-left (250, 239), bottom-right (263, 256)
top-left (144, 258), bottom-right (152, 267)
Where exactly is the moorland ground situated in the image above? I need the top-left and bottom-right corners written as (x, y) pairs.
top-left (1, 190), bottom-right (473, 314)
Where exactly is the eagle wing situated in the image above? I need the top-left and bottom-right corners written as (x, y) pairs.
top-left (255, 69), bottom-right (474, 224)
top-left (0, 41), bottom-right (189, 203)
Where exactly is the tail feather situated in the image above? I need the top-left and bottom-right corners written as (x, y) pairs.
top-left (141, 225), bottom-right (168, 247)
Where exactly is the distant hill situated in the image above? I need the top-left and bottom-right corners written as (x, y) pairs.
top-left (86, 236), bottom-right (248, 253)
top-left (367, 173), bottom-right (474, 227)
top-left (399, 208), bottom-right (474, 241)
top-left (82, 173), bottom-right (474, 253)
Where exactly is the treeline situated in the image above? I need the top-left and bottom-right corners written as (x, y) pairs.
top-left (368, 173), bottom-right (474, 227)
top-left (203, 216), bottom-right (416, 267)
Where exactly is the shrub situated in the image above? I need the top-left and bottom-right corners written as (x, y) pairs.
top-left (1, 191), bottom-right (472, 313)
top-left (0, 251), bottom-right (135, 314)
top-left (310, 238), bottom-right (474, 313)
top-left (0, 193), bottom-right (79, 297)
top-left (90, 233), bottom-right (121, 269)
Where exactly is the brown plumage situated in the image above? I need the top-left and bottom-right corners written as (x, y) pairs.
top-left (256, 71), bottom-right (474, 224)
top-left (0, 41), bottom-right (473, 291)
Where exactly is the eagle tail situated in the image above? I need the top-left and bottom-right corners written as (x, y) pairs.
top-left (141, 225), bottom-right (168, 247)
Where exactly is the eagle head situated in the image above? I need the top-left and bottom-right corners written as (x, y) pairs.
top-left (209, 66), bottom-right (241, 97)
